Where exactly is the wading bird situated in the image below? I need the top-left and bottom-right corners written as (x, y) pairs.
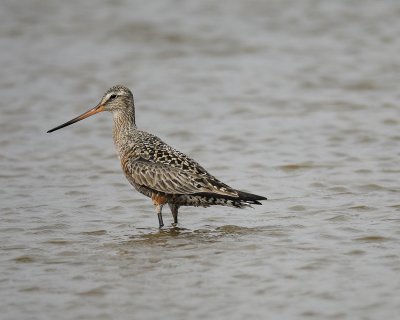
top-left (47, 85), bottom-right (267, 228)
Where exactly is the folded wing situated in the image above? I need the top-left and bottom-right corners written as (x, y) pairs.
top-left (123, 158), bottom-right (239, 197)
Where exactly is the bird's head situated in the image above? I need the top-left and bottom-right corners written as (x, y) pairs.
top-left (100, 85), bottom-right (134, 113)
top-left (47, 85), bottom-right (134, 133)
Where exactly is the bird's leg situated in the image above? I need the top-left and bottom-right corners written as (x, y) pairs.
top-left (169, 203), bottom-right (180, 226)
top-left (155, 204), bottom-right (164, 228)
top-left (151, 193), bottom-right (167, 228)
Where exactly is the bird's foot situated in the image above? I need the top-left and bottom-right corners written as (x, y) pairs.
top-left (157, 212), bottom-right (164, 229)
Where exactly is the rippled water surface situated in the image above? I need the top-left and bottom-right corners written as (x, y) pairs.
top-left (1, 0), bottom-right (400, 319)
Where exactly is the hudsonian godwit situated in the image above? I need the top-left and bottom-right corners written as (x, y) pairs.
top-left (47, 85), bottom-right (267, 228)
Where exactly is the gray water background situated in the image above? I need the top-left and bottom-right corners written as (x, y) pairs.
top-left (1, 0), bottom-right (400, 319)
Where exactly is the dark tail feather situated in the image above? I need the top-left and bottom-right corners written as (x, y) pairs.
top-left (191, 191), bottom-right (267, 208)
top-left (237, 190), bottom-right (267, 205)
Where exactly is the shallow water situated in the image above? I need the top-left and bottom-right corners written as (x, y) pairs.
top-left (1, 0), bottom-right (400, 319)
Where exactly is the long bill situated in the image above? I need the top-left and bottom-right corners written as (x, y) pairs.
top-left (47, 104), bottom-right (104, 133)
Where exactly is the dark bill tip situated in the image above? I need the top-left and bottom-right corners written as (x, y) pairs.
top-left (47, 116), bottom-right (83, 133)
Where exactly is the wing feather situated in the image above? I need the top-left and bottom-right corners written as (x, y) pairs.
top-left (123, 158), bottom-right (239, 197)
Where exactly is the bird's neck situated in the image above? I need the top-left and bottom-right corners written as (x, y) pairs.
top-left (112, 110), bottom-right (136, 152)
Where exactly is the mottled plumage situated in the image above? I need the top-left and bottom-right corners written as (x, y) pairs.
top-left (48, 85), bottom-right (267, 227)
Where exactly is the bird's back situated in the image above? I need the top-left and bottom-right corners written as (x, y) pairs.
top-left (115, 128), bottom-right (241, 199)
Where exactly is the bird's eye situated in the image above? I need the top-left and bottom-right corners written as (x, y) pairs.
top-left (109, 94), bottom-right (117, 101)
